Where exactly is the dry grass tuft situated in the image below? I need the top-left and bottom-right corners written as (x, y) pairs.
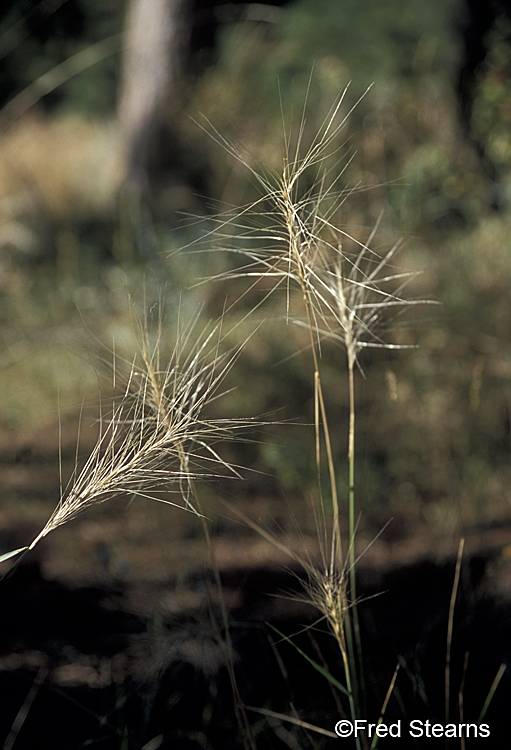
top-left (26, 311), bottom-right (252, 552)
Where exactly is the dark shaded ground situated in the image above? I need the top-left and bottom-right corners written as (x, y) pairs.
top-left (1, 427), bottom-right (511, 748)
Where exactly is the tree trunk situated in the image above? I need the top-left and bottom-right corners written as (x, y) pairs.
top-left (118, 0), bottom-right (190, 193)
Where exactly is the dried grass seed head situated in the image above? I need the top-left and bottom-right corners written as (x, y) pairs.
top-left (29, 313), bottom-right (254, 550)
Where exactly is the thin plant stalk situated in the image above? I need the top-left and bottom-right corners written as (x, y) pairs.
top-left (346, 350), bottom-right (364, 709)
top-left (324, 579), bottom-right (363, 750)
top-left (281, 171), bottom-right (342, 568)
top-left (279, 171), bottom-right (364, 718)
top-left (478, 663), bottom-right (506, 724)
top-left (370, 662), bottom-right (400, 750)
top-left (445, 538), bottom-right (465, 722)
top-left (245, 705), bottom-right (338, 740)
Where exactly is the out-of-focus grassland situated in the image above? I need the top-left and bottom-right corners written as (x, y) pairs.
top-left (2, 0), bottom-right (511, 571)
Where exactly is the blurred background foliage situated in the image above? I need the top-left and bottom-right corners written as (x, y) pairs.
top-left (1, 0), bottom-right (511, 542)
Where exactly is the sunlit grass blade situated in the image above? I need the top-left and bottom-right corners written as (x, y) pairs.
top-left (477, 663), bottom-right (506, 724)
top-left (0, 547), bottom-right (29, 564)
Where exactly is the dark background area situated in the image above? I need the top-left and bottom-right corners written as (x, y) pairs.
top-left (2, 1), bottom-right (511, 747)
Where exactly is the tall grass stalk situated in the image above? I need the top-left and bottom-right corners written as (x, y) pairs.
top-left (317, 232), bottom-right (432, 706)
top-left (198, 88), bottom-right (434, 733)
